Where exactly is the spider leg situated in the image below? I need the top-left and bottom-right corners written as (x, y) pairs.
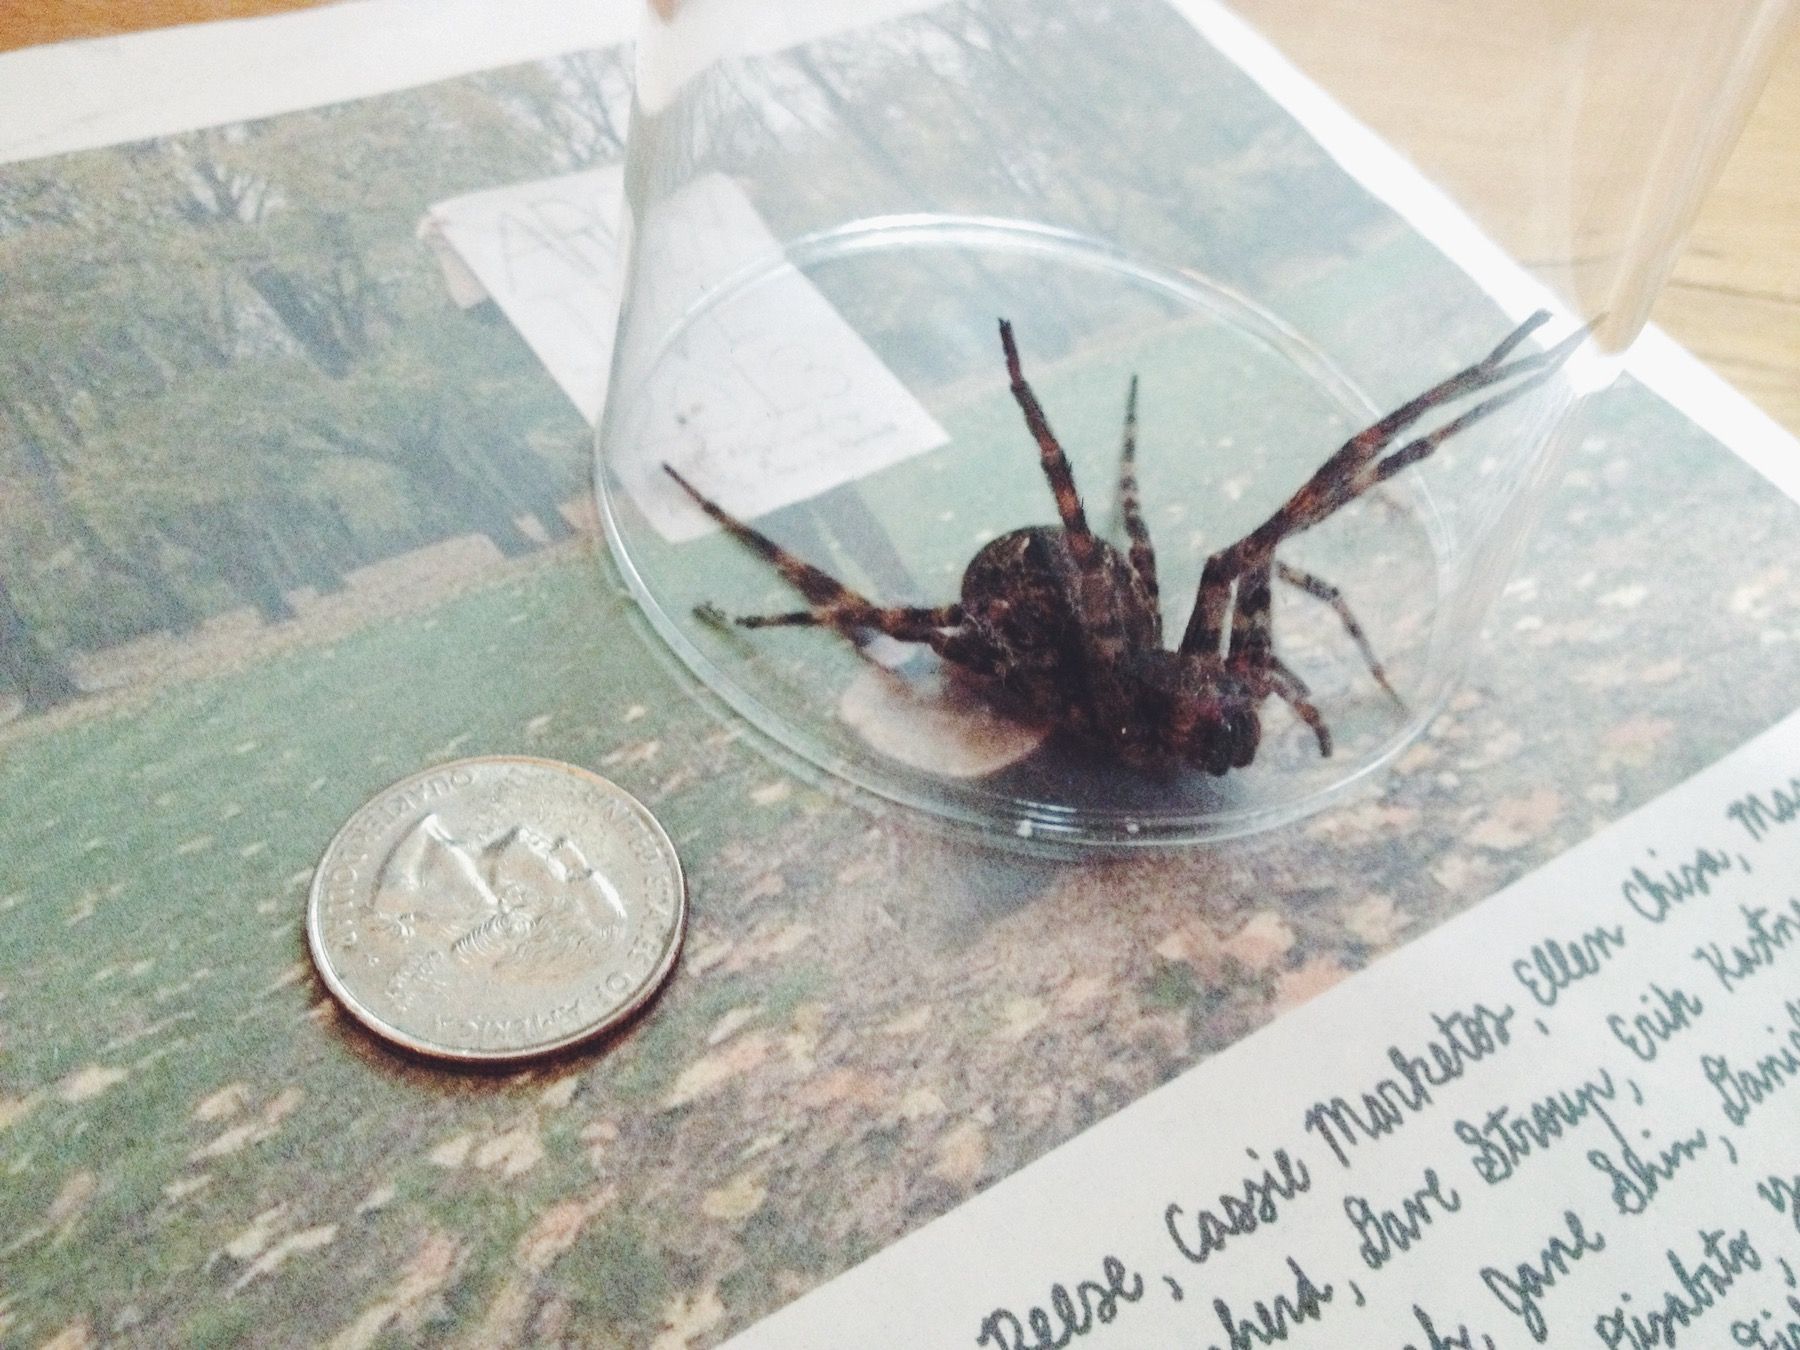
top-left (999, 321), bottom-right (1147, 737)
top-left (998, 320), bottom-right (1099, 570)
top-left (665, 464), bottom-right (959, 644)
top-left (1223, 558), bottom-right (1401, 711)
top-left (1308, 328), bottom-right (1587, 523)
top-left (719, 604), bottom-right (964, 642)
top-left (1276, 311), bottom-right (1554, 524)
top-left (667, 464), bottom-right (859, 607)
top-left (1275, 561), bottom-right (1401, 705)
top-left (1115, 374), bottom-right (1160, 612)
top-left (1266, 657), bottom-right (1332, 757)
top-left (1180, 314), bottom-right (1585, 657)
top-left (1227, 558), bottom-right (1275, 674)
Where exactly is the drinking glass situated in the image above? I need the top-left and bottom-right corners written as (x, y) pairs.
top-left (595, 0), bottom-right (1792, 848)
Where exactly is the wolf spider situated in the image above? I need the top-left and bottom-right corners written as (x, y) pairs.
top-left (665, 310), bottom-right (1580, 775)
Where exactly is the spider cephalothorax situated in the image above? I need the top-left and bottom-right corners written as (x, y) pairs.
top-left (665, 311), bottom-right (1580, 775)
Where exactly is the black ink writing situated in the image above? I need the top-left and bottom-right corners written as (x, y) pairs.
top-left (1405, 1304), bottom-right (1496, 1350)
top-left (975, 1257), bottom-right (1144, 1349)
top-left (1608, 982), bottom-right (1707, 1063)
top-left (1594, 1226), bottom-right (1759, 1348)
top-left (1731, 1294), bottom-right (1800, 1349)
top-left (1165, 1149), bottom-right (1311, 1265)
top-left (1455, 1068), bottom-right (1617, 1184)
top-left (1622, 847), bottom-right (1735, 924)
top-left (1304, 1003), bottom-right (1516, 1167)
top-left (1585, 1106), bottom-right (1708, 1217)
top-left (1512, 925), bottom-right (1627, 1007)
top-left (1693, 899), bottom-right (1800, 993)
top-left (1703, 999), bottom-right (1800, 1125)
top-left (1209, 1257), bottom-right (1333, 1350)
top-left (1343, 1166), bottom-right (1461, 1271)
top-left (1758, 1171), bottom-right (1800, 1234)
top-left (1478, 1208), bottom-right (1606, 1343)
top-left (1726, 775), bottom-right (1800, 844)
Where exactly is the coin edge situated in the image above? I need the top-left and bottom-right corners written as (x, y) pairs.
top-left (304, 755), bottom-right (688, 1064)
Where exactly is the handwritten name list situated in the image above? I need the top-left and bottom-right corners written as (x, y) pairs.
top-left (724, 710), bottom-right (1800, 1350)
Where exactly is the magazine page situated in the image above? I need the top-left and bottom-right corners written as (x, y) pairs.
top-left (0, 2), bottom-right (1796, 1347)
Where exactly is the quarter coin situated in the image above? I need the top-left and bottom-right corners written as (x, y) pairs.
top-left (306, 757), bottom-right (686, 1062)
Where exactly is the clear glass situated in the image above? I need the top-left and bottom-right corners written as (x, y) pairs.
top-left (596, 0), bottom-right (1792, 849)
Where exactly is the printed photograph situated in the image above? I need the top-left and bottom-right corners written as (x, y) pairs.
top-left (2, 2), bottom-right (1798, 1345)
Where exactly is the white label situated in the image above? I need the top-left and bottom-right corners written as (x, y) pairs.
top-left (725, 708), bottom-right (1800, 1349)
top-left (421, 167), bottom-right (946, 541)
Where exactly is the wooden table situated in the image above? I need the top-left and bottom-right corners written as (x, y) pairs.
top-left (1659, 21), bottom-right (1799, 435)
top-left (4, 1), bottom-right (1793, 437)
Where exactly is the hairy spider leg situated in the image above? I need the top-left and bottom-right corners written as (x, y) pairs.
top-left (1227, 562), bottom-right (1276, 675)
top-left (1266, 657), bottom-right (1331, 756)
top-left (1222, 558), bottom-right (1400, 742)
top-left (716, 606), bottom-right (962, 638)
top-left (1310, 327), bottom-right (1588, 525)
top-left (998, 320), bottom-right (1150, 739)
top-left (1180, 311), bottom-right (1585, 660)
top-left (1110, 373), bottom-right (1382, 701)
top-left (999, 319), bottom-right (1098, 568)
top-left (663, 465), bottom-right (963, 643)
top-left (1274, 561), bottom-right (1401, 704)
top-left (1115, 373), bottom-right (1161, 625)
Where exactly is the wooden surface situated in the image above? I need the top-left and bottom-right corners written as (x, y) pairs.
top-left (1659, 22), bottom-right (1800, 435)
top-left (0, 0), bottom-right (328, 48)
top-left (4, 0), bottom-right (1794, 436)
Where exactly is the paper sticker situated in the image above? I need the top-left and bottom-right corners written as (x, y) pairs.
top-left (421, 167), bottom-right (946, 541)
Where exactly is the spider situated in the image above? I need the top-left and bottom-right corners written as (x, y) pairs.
top-left (663, 310), bottom-right (1582, 776)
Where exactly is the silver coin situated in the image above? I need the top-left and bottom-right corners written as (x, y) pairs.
top-left (306, 757), bottom-right (686, 1062)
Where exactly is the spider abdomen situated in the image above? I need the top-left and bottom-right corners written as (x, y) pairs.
top-left (954, 526), bottom-right (1161, 742)
top-left (960, 527), bottom-right (1157, 644)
